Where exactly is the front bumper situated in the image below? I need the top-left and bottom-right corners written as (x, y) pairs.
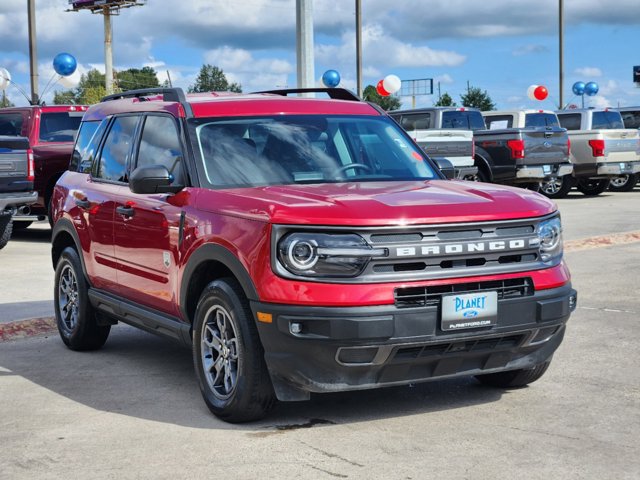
top-left (516, 163), bottom-right (573, 180)
top-left (597, 161), bottom-right (640, 176)
top-left (252, 284), bottom-right (577, 401)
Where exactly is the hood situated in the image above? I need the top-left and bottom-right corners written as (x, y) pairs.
top-left (195, 180), bottom-right (556, 226)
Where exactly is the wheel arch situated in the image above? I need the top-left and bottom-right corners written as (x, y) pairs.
top-left (180, 244), bottom-right (259, 326)
top-left (51, 218), bottom-right (86, 276)
top-left (473, 148), bottom-right (494, 182)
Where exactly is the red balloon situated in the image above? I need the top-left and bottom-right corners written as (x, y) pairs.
top-left (376, 79), bottom-right (390, 96)
top-left (533, 85), bottom-right (548, 101)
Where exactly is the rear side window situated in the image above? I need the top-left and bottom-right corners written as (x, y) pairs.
top-left (442, 111), bottom-right (486, 130)
top-left (0, 113), bottom-right (24, 136)
top-left (70, 120), bottom-right (107, 173)
top-left (524, 113), bottom-right (560, 128)
top-left (620, 111), bottom-right (640, 129)
top-left (39, 111), bottom-right (84, 142)
top-left (394, 113), bottom-right (431, 131)
top-left (557, 114), bottom-right (581, 130)
top-left (136, 115), bottom-right (185, 185)
top-left (592, 111), bottom-right (625, 129)
top-left (93, 116), bottom-right (139, 182)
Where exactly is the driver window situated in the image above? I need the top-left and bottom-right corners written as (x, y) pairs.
top-left (136, 115), bottom-right (185, 185)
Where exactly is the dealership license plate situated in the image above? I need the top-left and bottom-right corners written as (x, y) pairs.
top-left (543, 165), bottom-right (552, 174)
top-left (441, 291), bottom-right (498, 331)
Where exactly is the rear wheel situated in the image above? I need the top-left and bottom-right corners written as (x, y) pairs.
top-left (576, 178), bottom-right (610, 196)
top-left (608, 173), bottom-right (638, 192)
top-left (0, 215), bottom-right (12, 250)
top-left (475, 361), bottom-right (551, 388)
top-left (193, 278), bottom-right (275, 423)
top-left (539, 176), bottom-right (574, 198)
top-left (54, 246), bottom-right (110, 350)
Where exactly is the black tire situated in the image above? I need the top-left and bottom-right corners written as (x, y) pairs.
top-left (0, 215), bottom-right (13, 250)
top-left (608, 173), bottom-right (638, 192)
top-left (475, 361), bottom-right (551, 388)
top-left (54, 246), bottom-right (110, 351)
top-left (576, 178), bottom-right (610, 196)
top-left (192, 278), bottom-right (275, 423)
top-left (539, 175), bottom-right (574, 199)
top-left (473, 165), bottom-right (491, 183)
top-left (12, 221), bottom-right (33, 231)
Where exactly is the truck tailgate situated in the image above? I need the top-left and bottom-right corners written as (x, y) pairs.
top-left (521, 128), bottom-right (569, 165)
top-left (603, 129), bottom-right (640, 162)
top-left (413, 129), bottom-right (474, 159)
top-left (0, 136), bottom-right (31, 193)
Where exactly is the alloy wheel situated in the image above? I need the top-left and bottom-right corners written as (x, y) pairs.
top-left (58, 264), bottom-right (79, 333)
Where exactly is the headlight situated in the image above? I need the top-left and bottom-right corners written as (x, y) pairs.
top-left (537, 216), bottom-right (563, 262)
top-left (277, 232), bottom-right (386, 278)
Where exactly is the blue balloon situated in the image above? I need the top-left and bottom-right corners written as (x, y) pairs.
top-left (53, 53), bottom-right (77, 76)
top-left (572, 81), bottom-right (585, 96)
top-left (321, 69), bottom-right (341, 88)
top-left (584, 81), bottom-right (599, 96)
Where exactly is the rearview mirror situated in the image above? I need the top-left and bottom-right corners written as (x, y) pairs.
top-left (129, 165), bottom-right (183, 194)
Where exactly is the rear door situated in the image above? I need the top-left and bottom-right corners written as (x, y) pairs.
top-left (113, 113), bottom-right (187, 318)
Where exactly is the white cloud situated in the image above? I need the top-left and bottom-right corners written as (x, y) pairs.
top-left (435, 74), bottom-right (454, 85)
top-left (513, 44), bottom-right (548, 56)
top-left (575, 67), bottom-right (602, 78)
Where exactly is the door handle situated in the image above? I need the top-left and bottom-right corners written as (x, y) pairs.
top-left (116, 205), bottom-right (135, 217)
top-left (75, 198), bottom-right (90, 209)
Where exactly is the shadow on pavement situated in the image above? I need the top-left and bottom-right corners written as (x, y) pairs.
top-left (0, 324), bottom-right (506, 431)
top-left (11, 224), bottom-right (52, 243)
top-left (0, 300), bottom-right (54, 323)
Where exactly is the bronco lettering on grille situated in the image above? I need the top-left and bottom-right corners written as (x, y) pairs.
top-left (395, 239), bottom-right (530, 257)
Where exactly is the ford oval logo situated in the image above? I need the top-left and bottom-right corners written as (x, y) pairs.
top-left (543, 141), bottom-right (552, 148)
top-left (463, 310), bottom-right (479, 318)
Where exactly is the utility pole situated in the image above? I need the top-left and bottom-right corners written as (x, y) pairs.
top-left (27, 0), bottom-right (39, 105)
top-left (356, 0), bottom-right (362, 97)
top-left (104, 7), bottom-right (114, 95)
top-left (296, 0), bottom-right (314, 90)
top-left (559, 0), bottom-right (564, 109)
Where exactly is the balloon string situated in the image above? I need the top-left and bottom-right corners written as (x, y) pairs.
top-left (0, 74), bottom-right (32, 105)
top-left (40, 72), bottom-right (61, 102)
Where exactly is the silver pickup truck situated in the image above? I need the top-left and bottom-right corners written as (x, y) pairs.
top-left (554, 108), bottom-right (640, 196)
top-left (0, 136), bottom-right (37, 249)
top-left (389, 107), bottom-right (478, 180)
top-left (611, 106), bottom-right (640, 191)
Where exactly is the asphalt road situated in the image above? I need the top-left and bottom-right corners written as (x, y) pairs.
top-left (0, 187), bottom-right (639, 479)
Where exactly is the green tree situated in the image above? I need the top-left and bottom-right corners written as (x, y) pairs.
top-left (188, 64), bottom-right (242, 93)
top-left (434, 92), bottom-right (457, 107)
top-left (1, 93), bottom-right (14, 108)
top-left (114, 66), bottom-right (161, 91)
top-left (460, 86), bottom-right (496, 111)
top-left (362, 85), bottom-right (401, 111)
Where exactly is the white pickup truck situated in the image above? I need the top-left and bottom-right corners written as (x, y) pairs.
top-left (389, 107), bottom-right (478, 180)
top-left (612, 106), bottom-right (640, 191)
top-left (555, 108), bottom-right (640, 196)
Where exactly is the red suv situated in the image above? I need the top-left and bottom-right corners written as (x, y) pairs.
top-left (51, 87), bottom-right (577, 422)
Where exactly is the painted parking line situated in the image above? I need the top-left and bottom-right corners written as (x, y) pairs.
top-left (2, 230), bottom-right (639, 342)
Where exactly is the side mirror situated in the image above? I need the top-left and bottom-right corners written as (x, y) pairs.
top-left (433, 158), bottom-right (456, 180)
top-left (129, 165), bottom-right (183, 194)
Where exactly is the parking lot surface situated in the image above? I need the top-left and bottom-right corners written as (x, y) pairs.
top-left (0, 188), bottom-right (639, 479)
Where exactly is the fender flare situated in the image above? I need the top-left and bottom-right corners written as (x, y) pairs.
top-left (51, 217), bottom-right (89, 278)
top-left (473, 146), bottom-right (494, 181)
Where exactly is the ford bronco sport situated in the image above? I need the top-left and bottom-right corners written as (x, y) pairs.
top-left (50, 87), bottom-right (577, 422)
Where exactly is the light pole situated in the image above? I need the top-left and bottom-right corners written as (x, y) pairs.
top-left (27, 0), bottom-right (39, 105)
top-left (559, 0), bottom-right (564, 109)
top-left (356, 0), bottom-right (362, 97)
top-left (296, 0), bottom-right (314, 90)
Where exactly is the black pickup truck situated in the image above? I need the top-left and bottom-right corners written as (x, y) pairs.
top-left (0, 136), bottom-right (37, 249)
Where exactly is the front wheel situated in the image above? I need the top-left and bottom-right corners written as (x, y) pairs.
top-left (576, 178), bottom-right (610, 196)
top-left (608, 173), bottom-right (638, 192)
top-left (54, 247), bottom-right (110, 350)
top-left (475, 361), bottom-right (551, 388)
top-left (193, 278), bottom-right (275, 423)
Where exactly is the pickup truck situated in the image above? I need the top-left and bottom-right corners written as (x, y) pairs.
top-left (555, 108), bottom-right (640, 196)
top-left (388, 108), bottom-right (478, 180)
top-left (0, 135), bottom-right (37, 249)
top-left (0, 105), bottom-right (87, 227)
top-left (481, 110), bottom-right (573, 195)
top-left (610, 106), bottom-right (640, 191)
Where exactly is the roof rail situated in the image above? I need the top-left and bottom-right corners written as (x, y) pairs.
top-left (100, 88), bottom-right (193, 117)
top-left (252, 87), bottom-right (361, 102)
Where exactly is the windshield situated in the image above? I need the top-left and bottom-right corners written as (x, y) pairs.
top-left (39, 111), bottom-right (84, 142)
top-left (190, 115), bottom-right (438, 188)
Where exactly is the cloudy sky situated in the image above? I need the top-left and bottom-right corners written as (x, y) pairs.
top-left (1, 0), bottom-right (639, 109)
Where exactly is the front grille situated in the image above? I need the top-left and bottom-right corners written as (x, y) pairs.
top-left (394, 277), bottom-right (534, 309)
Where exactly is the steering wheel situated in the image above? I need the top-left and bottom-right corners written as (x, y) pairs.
top-left (333, 163), bottom-right (372, 176)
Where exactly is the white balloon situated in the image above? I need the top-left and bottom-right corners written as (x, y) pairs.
top-left (0, 68), bottom-right (11, 90)
top-left (383, 74), bottom-right (402, 94)
top-left (527, 84), bottom-right (539, 101)
top-left (58, 69), bottom-right (81, 88)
